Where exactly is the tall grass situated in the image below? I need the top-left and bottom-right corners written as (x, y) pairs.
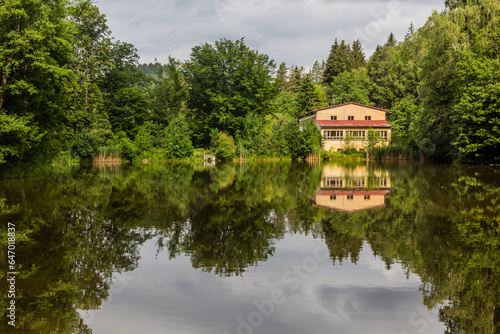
top-left (374, 144), bottom-right (413, 161)
top-left (94, 145), bottom-right (121, 163)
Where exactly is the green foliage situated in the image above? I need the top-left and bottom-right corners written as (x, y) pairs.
top-left (70, 129), bottom-right (100, 161)
top-left (112, 131), bottom-right (136, 161)
top-left (161, 114), bottom-right (194, 159)
top-left (184, 38), bottom-right (276, 147)
top-left (327, 68), bottom-right (372, 105)
top-left (210, 130), bottom-right (236, 160)
top-left (387, 95), bottom-right (419, 146)
top-left (268, 91), bottom-right (298, 116)
top-left (296, 75), bottom-right (324, 116)
top-left (0, 113), bottom-right (41, 165)
top-left (0, 0), bottom-right (73, 166)
top-left (452, 52), bottom-right (500, 162)
top-left (323, 39), bottom-right (351, 86)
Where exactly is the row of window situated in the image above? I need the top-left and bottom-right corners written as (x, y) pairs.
top-left (323, 177), bottom-right (388, 187)
top-left (329, 195), bottom-right (371, 200)
top-left (324, 131), bottom-right (388, 140)
top-left (330, 116), bottom-right (372, 120)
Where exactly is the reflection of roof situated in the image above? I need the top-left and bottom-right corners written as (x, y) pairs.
top-left (297, 102), bottom-right (387, 119)
top-left (317, 120), bottom-right (391, 128)
top-left (317, 190), bottom-right (391, 196)
top-left (314, 203), bottom-right (387, 212)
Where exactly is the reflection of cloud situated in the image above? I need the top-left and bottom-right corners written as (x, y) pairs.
top-left (96, 0), bottom-right (446, 65)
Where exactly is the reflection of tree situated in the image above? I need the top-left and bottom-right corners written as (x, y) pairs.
top-left (159, 162), bottom-right (324, 276)
top-left (1, 162), bottom-right (499, 333)
top-left (320, 215), bottom-right (364, 264)
top-left (0, 167), bottom-right (150, 333)
top-left (321, 164), bottom-right (500, 334)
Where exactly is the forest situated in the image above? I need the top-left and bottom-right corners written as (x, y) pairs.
top-left (1, 0), bottom-right (499, 171)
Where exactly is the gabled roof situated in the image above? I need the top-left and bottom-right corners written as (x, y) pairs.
top-left (317, 120), bottom-right (391, 128)
top-left (297, 102), bottom-right (387, 119)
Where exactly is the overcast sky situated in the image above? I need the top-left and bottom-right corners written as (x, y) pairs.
top-left (95, 0), bottom-right (446, 67)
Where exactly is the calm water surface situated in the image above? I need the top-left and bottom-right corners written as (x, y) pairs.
top-left (0, 162), bottom-right (499, 333)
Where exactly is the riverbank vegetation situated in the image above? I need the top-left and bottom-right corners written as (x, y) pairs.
top-left (1, 0), bottom-right (499, 172)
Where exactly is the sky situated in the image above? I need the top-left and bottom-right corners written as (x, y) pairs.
top-left (95, 0), bottom-right (446, 67)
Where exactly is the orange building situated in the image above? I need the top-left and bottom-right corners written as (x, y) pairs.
top-left (298, 102), bottom-right (391, 152)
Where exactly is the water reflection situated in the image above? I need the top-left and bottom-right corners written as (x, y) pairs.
top-left (0, 162), bottom-right (499, 333)
top-left (315, 164), bottom-right (391, 212)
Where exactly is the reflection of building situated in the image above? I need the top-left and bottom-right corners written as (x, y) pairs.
top-left (314, 165), bottom-right (391, 212)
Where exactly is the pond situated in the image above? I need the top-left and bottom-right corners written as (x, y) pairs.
top-left (0, 162), bottom-right (499, 333)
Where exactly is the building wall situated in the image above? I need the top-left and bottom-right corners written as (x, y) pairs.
top-left (316, 104), bottom-right (386, 121)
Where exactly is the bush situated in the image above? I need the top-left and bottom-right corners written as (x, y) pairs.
top-left (210, 130), bottom-right (236, 160)
top-left (70, 130), bottom-right (100, 161)
top-left (160, 114), bottom-right (194, 158)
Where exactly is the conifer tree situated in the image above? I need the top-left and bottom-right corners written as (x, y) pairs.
top-left (323, 39), bottom-right (351, 86)
top-left (350, 39), bottom-right (366, 69)
top-left (276, 62), bottom-right (288, 92)
top-left (296, 75), bottom-right (321, 116)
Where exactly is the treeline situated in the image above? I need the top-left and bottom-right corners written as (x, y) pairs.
top-left (1, 0), bottom-right (499, 169)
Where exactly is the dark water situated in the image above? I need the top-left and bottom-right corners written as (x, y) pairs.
top-left (0, 162), bottom-right (499, 334)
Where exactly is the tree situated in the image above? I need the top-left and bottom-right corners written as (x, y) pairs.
top-left (184, 38), bottom-right (276, 148)
top-left (0, 0), bottom-right (73, 166)
top-left (276, 62), bottom-right (288, 91)
top-left (296, 75), bottom-right (322, 116)
top-left (452, 53), bottom-right (500, 162)
top-left (161, 114), bottom-right (194, 159)
top-left (69, 0), bottom-right (112, 128)
top-left (350, 40), bottom-right (366, 69)
top-left (324, 39), bottom-right (351, 85)
top-left (210, 130), bottom-right (236, 160)
top-left (327, 68), bottom-right (372, 106)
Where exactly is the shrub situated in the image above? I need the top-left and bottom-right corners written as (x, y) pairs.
top-left (210, 130), bottom-right (236, 160)
top-left (70, 130), bottom-right (100, 161)
top-left (160, 114), bottom-right (194, 158)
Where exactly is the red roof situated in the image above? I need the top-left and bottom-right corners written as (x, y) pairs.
top-left (297, 102), bottom-right (387, 119)
top-left (317, 120), bottom-right (391, 128)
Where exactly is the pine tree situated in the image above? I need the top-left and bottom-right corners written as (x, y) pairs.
top-left (288, 66), bottom-right (304, 93)
top-left (404, 23), bottom-right (415, 41)
top-left (324, 39), bottom-right (351, 86)
top-left (296, 75), bottom-right (321, 116)
top-left (276, 62), bottom-right (288, 92)
top-left (350, 39), bottom-right (366, 69)
top-left (385, 33), bottom-right (397, 47)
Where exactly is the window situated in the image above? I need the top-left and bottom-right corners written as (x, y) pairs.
top-left (379, 131), bottom-right (388, 140)
top-left (324, 130), bottom-right (343, 140)
top-left (324, 177), bottom-right (343, 187)
top-left (348, 116), bottom-right (354, 120)
top-left (359, 149), bottom-right (365, 152)
top-left (346, 131), bottom-right (366, 140)
top-left (364, 195), bottom-right (371, 200)
top-left (330, 195), bottom-right (336, 200)
top-left (337, 149), bottom-right (342, 152)
top-left (330, 116), bottom-right (337, 120)
top-left (365, 116), bottom-right (371, 120)
top-left (347, 195), bottom-right (354, 200)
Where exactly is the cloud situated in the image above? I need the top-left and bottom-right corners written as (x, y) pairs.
top-left (96, 0), bottom-right (446, 66)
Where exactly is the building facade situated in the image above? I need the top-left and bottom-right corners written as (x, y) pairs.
top-left (298, 102), bottom-right (391, 152)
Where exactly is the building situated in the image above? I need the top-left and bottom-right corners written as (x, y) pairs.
top-left (314, 165), bottom-right (391, 212)
top-left (298, 102), bottom-right (391, 152)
